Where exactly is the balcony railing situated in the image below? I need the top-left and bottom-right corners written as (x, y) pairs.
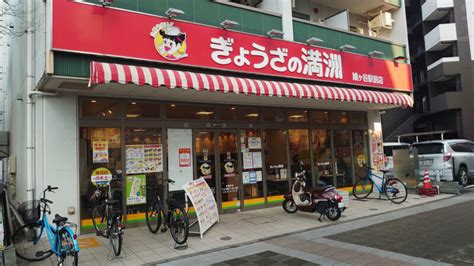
top-left (422, 0), bottom-right (453, 21)
top-left (424, 23), bottom-right (457, 51)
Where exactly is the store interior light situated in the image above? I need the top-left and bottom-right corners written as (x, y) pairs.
top-left (133, 128), bottom-right (146, 132)
top-left (196, 111), bottom-right (214, 115)
top-left (245, 113), bottom-right (259, 117)
top-left (266, 29), bottom-right (284, 38)
top-left (339, 44), bottom-right (357, 51)
top-left (108, 109), bottom-right (113, 114)
top-left (231, 107), bottom-right (236, 110)
top-left (220, 20), bottom-right (240, 29)
top-left (131, 102), bottom-right (137, 105)
top-left (171, 104), bottom-right (176, 107)
top-left (126, 114), bottom-right (140, 118)
top-left (289, 115), bottom-right (304, 119)
top-left (368, 50), bottom-right (385, 58)
top-left (165, 8), bottom-right (185, 19)
top-left (91, 100), bottom-right (97, 103)
top-left (306, 37), bottom-right (324, 46)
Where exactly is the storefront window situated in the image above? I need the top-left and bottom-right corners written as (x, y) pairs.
top-left (261, 108), bottom-right (285, 122)
top-left (195, 131), bottom-right (216, 195)
top-left (353, 130), bottom-right (369, 178)
top-left (331, 111), bottom-right (349, 124)
top-left (288, 129), bottom-right (312, 187)
top-left (351, 112), bottom-right (367, 125)
top-left (311, 111), bottom-right (329, 124)
top-left (241, 130), bottom-right (264, 206)
top-left (81, 98), bottom-right (119, 118)
top-left (312, 130), bottom-right (333, 186)
top-left (124, 128), bottom-right (163, 224)
top-left (219, 132), bottom-right (240, 211)
top-left (333, 130), bottom-right (353, 188)
top-left (288, 109), bottom-right (308, 122)
top-left (263, 129), bottom-right (289, 200)
top-left (219, 106), bottom-right (259, 121)
top-left (79, 127), bottom-right (122, 232)
top-left (125, 101), bottom-right (160, 119)
top-left (165, 103), bottom-right (214, 120)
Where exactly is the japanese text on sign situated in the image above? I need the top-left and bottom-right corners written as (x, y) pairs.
top-left (210, 37), bottom-right (343, 79)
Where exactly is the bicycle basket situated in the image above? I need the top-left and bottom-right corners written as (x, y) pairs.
top-left (18, 200), bottom-right (40, 224)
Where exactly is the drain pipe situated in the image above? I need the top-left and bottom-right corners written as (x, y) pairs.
top-left (26, 0), bottom-right (36, 202)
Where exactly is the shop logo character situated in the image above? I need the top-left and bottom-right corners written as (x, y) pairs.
top-left (224, 161), bottom-right (235, 174)
top-left (150, 22), bottom-right (188, 61)
top-left (200, 163), bottom-right (212, 176)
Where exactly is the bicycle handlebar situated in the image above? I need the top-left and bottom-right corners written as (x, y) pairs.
top-left (167, 178), bottom-right (175, 184)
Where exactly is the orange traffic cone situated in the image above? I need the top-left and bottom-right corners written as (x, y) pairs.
top-left (422, 169), bottom-right (433, 189)
top-left (419, 169), bottom-right (437, 196)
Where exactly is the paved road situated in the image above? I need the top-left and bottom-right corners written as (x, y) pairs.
top-left (157, 191), bottom-right (474, 265)
top-left (328, 197), bottom-right (474, 264)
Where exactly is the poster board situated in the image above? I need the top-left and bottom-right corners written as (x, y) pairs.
top-left (126, 175), bottom-right (147, 205)
top-left (126, 144), bottom-right (163, 174)
top-left (183, 178), bottom-right (219, 238)
top-left (168, 129), bottom-right (193, 191)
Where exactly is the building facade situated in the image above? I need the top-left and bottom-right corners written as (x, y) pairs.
top-left (4, 0), bottom-right (412, 233)
top-left (383, 0), bottom-right (474, 141)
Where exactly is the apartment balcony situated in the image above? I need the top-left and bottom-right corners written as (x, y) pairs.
top-left (424, 23), bottom-right (457, 51)
top-left (430, 91), bottom-right (461, 113)
top-left (422, 0), bottom-right (453, 21)
top-left (427, 56), bottom-right (459, 82)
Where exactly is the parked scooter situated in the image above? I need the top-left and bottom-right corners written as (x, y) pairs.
top-left (283, 160), bottom-right (345, 222)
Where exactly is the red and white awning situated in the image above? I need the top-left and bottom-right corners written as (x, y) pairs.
top-left (89, 61), bottom-right (413, 107)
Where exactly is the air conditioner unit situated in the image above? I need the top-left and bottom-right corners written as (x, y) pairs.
top-left (350, 26), bottom-right (364, 34)
top-left (369, 12), bottom-right (392, 31)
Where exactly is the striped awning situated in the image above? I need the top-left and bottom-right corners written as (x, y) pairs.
top-left (89, 61), bottom-right (413, 107)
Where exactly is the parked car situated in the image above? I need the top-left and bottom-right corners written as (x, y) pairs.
top-left (383, 142), bottom-right (411, 171)
top-left (412, 140), bottom-right (474, 186)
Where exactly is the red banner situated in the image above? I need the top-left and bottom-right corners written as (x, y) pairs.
top-left (52, 0), bottom-right (413, 92)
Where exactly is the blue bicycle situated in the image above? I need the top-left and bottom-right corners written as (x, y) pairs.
top-left (352, 165), bottom-right (408, 204)
top-left (12, 186), bottom-right (79, 265)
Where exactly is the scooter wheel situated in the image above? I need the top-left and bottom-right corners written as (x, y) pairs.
top-left (326, 206), bottom-right (341, 221)
top-left (282, 199), bottom-right (298, 213)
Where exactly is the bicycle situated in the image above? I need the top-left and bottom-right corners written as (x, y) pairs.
top-left (352, 165), bottom-right (408, 204)
top-left (11, 186), bottom-right (79, 265)
top-left (91, 178), bottom-right (124, 256)
top-left (145, 178), bottom-right (189, 245)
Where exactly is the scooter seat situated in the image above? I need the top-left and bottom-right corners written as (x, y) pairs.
top-left (312, 185), bottom-right (333, 192)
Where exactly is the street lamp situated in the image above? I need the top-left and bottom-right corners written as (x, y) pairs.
top-left (306, 37), bottom-right (324, 46)
top-left (220, 20), bottom-right (240, 29)
top-left (165, 8), bottom-right (185, 19)
top-left (339, 44), bottom-right (357, 51)
top-left (266, 29), bottom-right (284, 38)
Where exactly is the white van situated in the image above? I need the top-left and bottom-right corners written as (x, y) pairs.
top-left (383, 142), bottom-right (411, 171)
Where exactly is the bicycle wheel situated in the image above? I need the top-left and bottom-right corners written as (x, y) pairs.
top-left (384, 178), bottom-right (407, 204)
top-left (145, 201), bottom-right (162, 234)
top-left (110, 220), bottom-right (122, 256)
top-left (58, 228), bottom-right (78, 266)
top-left (169, 206), bottom-right (189, 245)
top-left (12, 222), bottom-right (53, 261)
top-left (352, 178), bottom-right (373, 199)
top-left (92, 204), bottom-right (106, 233)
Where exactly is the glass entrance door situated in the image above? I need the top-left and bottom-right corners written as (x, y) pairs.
top-left (218, 131), bottom-right (240, 213)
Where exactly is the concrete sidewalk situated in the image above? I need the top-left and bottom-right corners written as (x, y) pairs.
top-left (160, 192), bottom-right (473, 266)
top-left (20, 193), bottom-right (453, 265)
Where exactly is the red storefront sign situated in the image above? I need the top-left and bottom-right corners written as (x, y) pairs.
top-left (52, 0), bottom-right (413, 92)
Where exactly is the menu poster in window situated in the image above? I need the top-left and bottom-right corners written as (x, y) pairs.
top-left (91, 128), bottom-right (121, 148)
top-left (249, 171), bottom-right (257, 184)
top-left (126, 145), bottom-right (145, 174)
top-left (179, 148), bottom-right (192, 167)
top-left (144, 144), bottom-right (163, 172)
top-left (126, 175), bottom-right (146, 205)
top-left (243, 152), bottom-right (253, 170)
top-left (183, 178), bottom-right (219, 239)
top-left (256, 170), bottom-right (263, 182)
top-left (242, 171), bottom-right (250, 184)
top-left (92, 141), bottom-right (109, 163)
top-left (252, 152), bottom-right (262, 168)
top-left (248, 137), bottom-right (262, 149)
